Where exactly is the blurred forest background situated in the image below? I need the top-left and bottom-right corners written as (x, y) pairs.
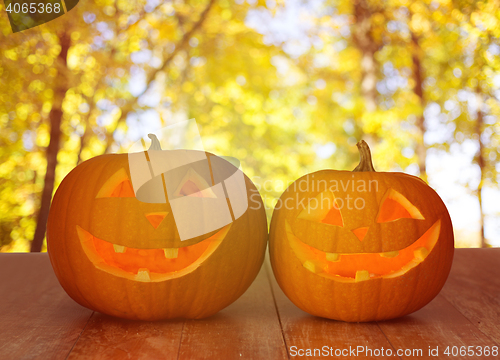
top-left (0, 0), bottom-right (499, 252)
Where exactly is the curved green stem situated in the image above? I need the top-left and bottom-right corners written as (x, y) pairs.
top-left (353, 140), bottom-right (376, 172)
top-left (148, 134), bottom-right (162, 150)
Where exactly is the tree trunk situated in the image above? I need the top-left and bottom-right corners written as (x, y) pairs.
top-left (30, 32), bottom-right (70, 252)
top-left (411, 31), bottom-right (427, 180)
top-left (475, 91), bottom-right (487, 248)
top-left (352, 0), bottom-right (379, 146)
top-left (76, 119), bottom-right (91, 165)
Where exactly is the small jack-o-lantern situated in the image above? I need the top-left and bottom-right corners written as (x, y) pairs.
top-left (269, 141), bottom-right (454, 322)
top-left (47, 138), bottom-right (267, 320)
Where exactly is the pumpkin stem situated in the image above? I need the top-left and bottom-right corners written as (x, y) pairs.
top-left (353, 140), bottom-right (376, 172)
top-left (148, 134), bottom-right (162, 150)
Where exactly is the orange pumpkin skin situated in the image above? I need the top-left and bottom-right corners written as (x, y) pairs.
top-left (47, 152), bottom-right (267, 320)
top-left (269, 142), bottom-right (454, 322)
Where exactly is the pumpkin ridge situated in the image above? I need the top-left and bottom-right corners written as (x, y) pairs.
top-left (63, 157), bottom-right (104, 310)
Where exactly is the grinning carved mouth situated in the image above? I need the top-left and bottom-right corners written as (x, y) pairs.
top-left (77, 224), bottom-right (231, 282)
top-left (286, 220), bottom-right (441, 282)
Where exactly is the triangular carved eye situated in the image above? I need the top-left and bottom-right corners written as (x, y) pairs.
top-left (298, 190), bottom-right (344, 227)
top-left (321, 203), bottom-right (343, 227)
top-left (377, 189), bottom-right (424, 223)
top-left (96, 168), bottom-right (135, 198)
top-left (173, 168), bottom-right (217, 198)
top-left (179, 180), bottom-right (203, 197)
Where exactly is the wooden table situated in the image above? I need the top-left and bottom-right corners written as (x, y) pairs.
top-left (0, 249), bottom-right (498, 359)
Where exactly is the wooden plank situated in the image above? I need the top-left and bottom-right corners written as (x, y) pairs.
top-left (69, 265), bottom-right (287, 360)
top-left (0, 253), bottom-right (93, 360)
top-left (178, 265), bottom-right (288, 360)
top-left (1, 249), bottom-right (498, 360)
top-left (378, 294), bottom-right (498, 359)
top-left (265, 260), bottom-right (400, 360)
top-left (440, 248), bottom-right (500, 344)
top-left (67, 313), bottom-right (185, 360)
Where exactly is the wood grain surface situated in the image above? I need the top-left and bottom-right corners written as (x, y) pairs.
top-left (0, 249), bottom-right (498, 359)
top-left (0, 254), bottom-right (92, 360)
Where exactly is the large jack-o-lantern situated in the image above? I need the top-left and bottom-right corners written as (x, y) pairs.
top-left (269, 141), bottom-right (454, 322)
top-left (47, 138), bottom-right (267, 320)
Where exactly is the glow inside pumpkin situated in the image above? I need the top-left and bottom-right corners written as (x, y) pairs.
top-left (288, 188), bottom-right (438, 282)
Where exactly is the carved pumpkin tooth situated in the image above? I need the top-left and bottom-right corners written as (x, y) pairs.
top-left (113, 244), bottom-right (125, 253)
top-left (303, 261), bottom-right (316, 273)
top-left (380, 250), bottom-right (399, 258)
top-left (136, 268), bottom-right (151, 282)
top-left (164, 248), bottom-right (179, 259)
top-left (326, 252), bottom-right (340, 262)
top-left (355, 270), bottom-right (370, 282)
top-left (414, 247), bottom-right (429, 261)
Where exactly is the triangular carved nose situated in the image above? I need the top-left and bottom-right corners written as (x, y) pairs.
top-left (352, 227), bottom-right (369, 241)
top-left (145, 212), bottom-right (168, 229)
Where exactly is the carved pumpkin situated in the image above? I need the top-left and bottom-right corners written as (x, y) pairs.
top-left (269, 141), bottom-right (454, 322)
top-left (47, 141), bottom-right (267, 320)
